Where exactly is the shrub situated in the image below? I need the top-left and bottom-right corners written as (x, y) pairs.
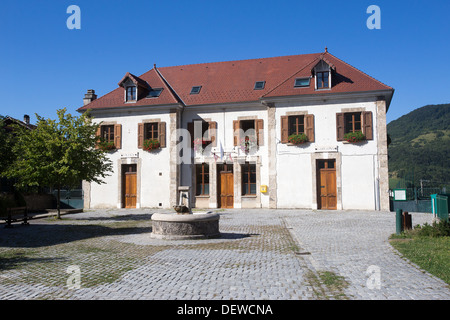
top-left (416, 220), bottom-right (450, 237)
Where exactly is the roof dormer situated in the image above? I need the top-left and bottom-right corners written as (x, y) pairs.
top-left (311, 58), bottom-right (335, 90)
top-left (118, 72), bottom-right (149, 102)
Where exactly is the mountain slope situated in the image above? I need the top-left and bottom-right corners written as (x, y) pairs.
top-left (387, 103), bottom-right (450, 187)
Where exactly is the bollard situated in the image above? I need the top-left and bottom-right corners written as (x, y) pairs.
top-left (396, 209), bottom-right (403, 234)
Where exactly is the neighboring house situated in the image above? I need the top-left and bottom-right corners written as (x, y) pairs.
top-left (77, 49), bottom-right (394, 211)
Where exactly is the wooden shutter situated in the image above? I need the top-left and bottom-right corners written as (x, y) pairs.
top-left (305, 114), bottom-right (315, 142)
top-left (363, 111), bottom-right (373, 140)
top-left (138, 123), bottom-right (144, 149)
top-left (280, 116), bottom-right (289, 143)
top-left (256, 119), bottom-right (264, 146)
top-left (336, 113), bottom-right (344, 141)
top-left (187, 122), bottom-right (194, 148)
top-left (114, 124), bottom-right (122, 149)
top-left (95, 126), bottom-right (101, 149)
top-left (209, 121), bottom-right (217, 147)
top-left (159, 121), bottom-right (166, 148)
top-left (233, 120), bottom-right (240, 146)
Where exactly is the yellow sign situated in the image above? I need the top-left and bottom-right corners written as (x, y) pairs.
top-left (260, 185), bottom-right (267, 193)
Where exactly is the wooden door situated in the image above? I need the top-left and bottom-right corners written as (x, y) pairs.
top-left (317, 160), bottom-right (337, 210)
top-left (219, 172), bottom-right (234, 208)
top-left (123, 165), bottom-right (137, 208)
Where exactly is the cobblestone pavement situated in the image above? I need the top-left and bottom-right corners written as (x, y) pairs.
top-left (0, 209), bottom-right (448, 300)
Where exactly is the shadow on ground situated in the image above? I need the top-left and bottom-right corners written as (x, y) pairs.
top-left (0, 223), bottom-right (152, 248)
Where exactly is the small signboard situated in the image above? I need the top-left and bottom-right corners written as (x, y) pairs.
top-left (393, 189), bottom-right (407, 201)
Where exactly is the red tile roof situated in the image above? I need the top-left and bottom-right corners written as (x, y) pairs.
top-left (78, 51), bottom-right (393, 111)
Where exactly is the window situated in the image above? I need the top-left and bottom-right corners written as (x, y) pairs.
top-left (233, 119), bottom-right (264, 147)
top-left (144, 122), bottom-right (159, 140)
top-left (280, 114), bottom-right (315, 143)
top-left (126, 86), bottom-right (137, 101)
top-left (196, 163), bottom-right (209, 196)
top-left (101, 125), bottom-right (115, 142)
top-left (190, 86), bottom-right (202, 94)
top-left (294, 78), bottom-right (310, 87)
top-left (254, 81), bottom-right (265, 90)
top-left (188, 120), bottom-right (217, 149)
top-left (288, 115), bottom-right (305, 136)
top-left (97, 124), bottom-right (122, 149)
top-left (138, 121), bottom-right (166, 148)
top-left (242, 162), bottom-right (256, 196)
top-left (316, 71), bottom-right (329, 89)
top-left (336, 111), bottom-right (373, 141)
top-left (344, 112), bottom-right (362, 134)
top-left (147, 88), bottom-right (163, 98)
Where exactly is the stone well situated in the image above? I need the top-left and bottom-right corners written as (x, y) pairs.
top-left (150, 186), bottom-right (220, 240)
top-left (150, 211), bottom-right (220, 240)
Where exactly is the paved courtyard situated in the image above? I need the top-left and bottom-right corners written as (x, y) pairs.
top-left (0, 208), bottom-right (448, 300)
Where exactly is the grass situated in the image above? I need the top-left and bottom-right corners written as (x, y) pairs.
top-left (305, 270), bottom-right (349, 300)
top-left (390, 220), bottom-right (450, 285)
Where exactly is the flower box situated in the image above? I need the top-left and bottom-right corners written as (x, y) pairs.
top-left (288, 133), bottom-right (309, 145)
top-left (143, 139), bottom-right (160, 151)
top-left (98, 141), bottom-right (116, 151)
top-left (343, 131), bottom-right (366, 143)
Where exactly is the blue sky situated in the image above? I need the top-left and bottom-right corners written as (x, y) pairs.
top-left (1, 0), bottom-right (449, 124)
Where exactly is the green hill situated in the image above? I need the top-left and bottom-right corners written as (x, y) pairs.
top-left (387, 103), bottom-right (450, 188)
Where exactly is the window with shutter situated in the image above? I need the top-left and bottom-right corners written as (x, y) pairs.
top-left (281, 114), bottom-right (314, 143)
top-left (188, 120), bottom-right (216, 149)
top-left (138, 121), bottom-right (167, 149)
top-left (97, 124), bottom-right (122, 150)
top-left (233, 119), bottom-right (264, 147)
top-left (336, 111), bottom-right (373, 141)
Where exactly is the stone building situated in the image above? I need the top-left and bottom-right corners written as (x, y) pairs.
top-left (78, 50), bottom-right (394, 211)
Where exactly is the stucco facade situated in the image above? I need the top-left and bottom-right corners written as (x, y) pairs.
top-left (79, 51), bottom-right (394, 211)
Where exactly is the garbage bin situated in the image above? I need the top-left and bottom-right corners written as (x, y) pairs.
top-left (431, 194), bottom-right (449, 222)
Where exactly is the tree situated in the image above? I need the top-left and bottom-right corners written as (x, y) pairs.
top-left (0, 116), bottom-right (16, 176)
top-left (5, 108), bottom-right (113, 218)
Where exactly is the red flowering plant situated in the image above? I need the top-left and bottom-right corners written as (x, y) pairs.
top-left (343, 131), bottom-right (365, 143)
top-left (193, 137), bottom-right (208, 153)
top-left (97, 140), bottom-right (116, 151)
top-left (143, 138), bottom-right (160, 151)
top-left (288, 133), bottom-right (309, 145)
top-left (239, 135), bottom-right (257, 154)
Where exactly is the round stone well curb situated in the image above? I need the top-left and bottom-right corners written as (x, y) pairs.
top-left (150, 212), bottom-right (220, 240)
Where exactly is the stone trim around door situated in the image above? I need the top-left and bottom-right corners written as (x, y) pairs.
top-left (310, 152), bottom-right (342, 210)
top-left (117, 157), bottom-right (142, 208)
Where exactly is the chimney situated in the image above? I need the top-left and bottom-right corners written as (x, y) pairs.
top-left (83, 89), bottom-right (97, 105)
top-left (23, 114), bottom-right (30, 125)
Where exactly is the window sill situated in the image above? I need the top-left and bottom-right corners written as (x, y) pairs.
top-left (342, 140), bottom-right (368, 145)
top-left (242, 195), bottom-right (257, 198)
top-left (286, 142), bottom-right (311, 146)
top-left (195, 195), bottom-right (210, 198)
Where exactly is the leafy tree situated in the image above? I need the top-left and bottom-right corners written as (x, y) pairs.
top-left (0, 116), bottom-right (16, 176)
top-left (5, 108), bottom-right (113, 218)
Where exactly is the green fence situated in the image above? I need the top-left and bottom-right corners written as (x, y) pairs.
top-left (431, 194), bottom-right (449, 222)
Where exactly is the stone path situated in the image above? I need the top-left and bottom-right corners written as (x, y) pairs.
top-left (0, 209), bottom-right (448, 300)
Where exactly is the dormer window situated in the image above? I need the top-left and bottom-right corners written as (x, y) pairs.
top-left (316, 72), bottom-right (329, 89)
top-left (126, 86), bottom-right (137, 101)
top-left (312, 59), bottom-right (334, 90)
